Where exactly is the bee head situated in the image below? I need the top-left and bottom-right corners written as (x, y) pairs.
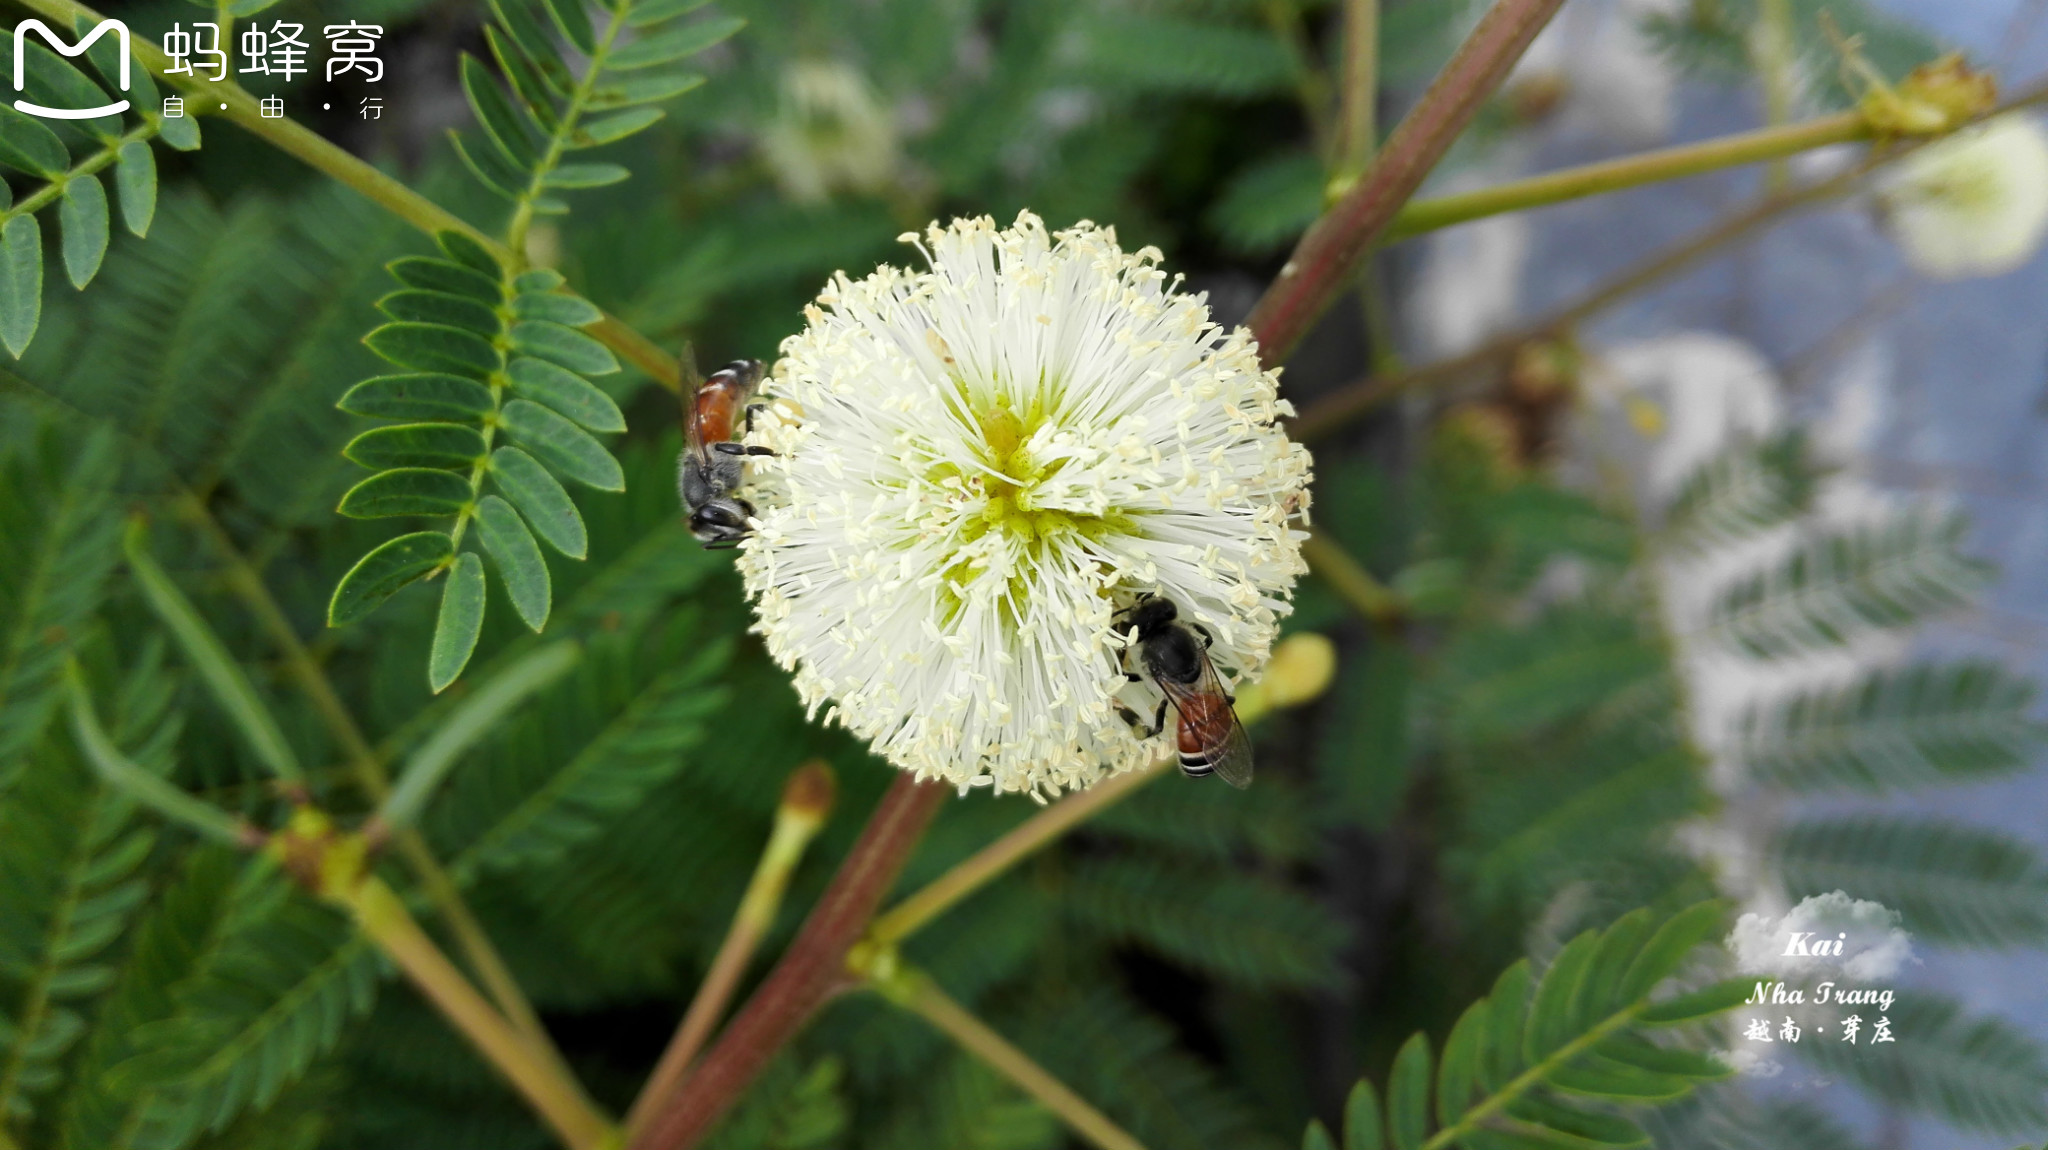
top-left (689, 498), bottom-right (756, 546)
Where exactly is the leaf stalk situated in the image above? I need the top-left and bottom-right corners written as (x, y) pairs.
top-left (859, 959), bottom-right (1150, 1150)
top-left (624, 761), bottom-right (838, 1140)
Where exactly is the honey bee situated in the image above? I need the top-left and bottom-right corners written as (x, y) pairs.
top-left (678, 358), bottom-right (773, 548)
top-left (1116, 594), bottom-right (1253, 788)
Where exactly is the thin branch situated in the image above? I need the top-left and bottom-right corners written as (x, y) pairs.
top-left (10, 0), bottom-right (682, 392)
top-left (624, 763), bottom-right (837, 1140)
top-left (65, 665), bottom-right (263, 848)
top-left (1303, 533), bottom-right (1404, 623)
top-left (1292, 80), bottom-right (2048, 441)
top-left (868, 760), bottom-right (1168, 948)
top-left (1287, 158), bottom-right (1884, 441)
top-left (629, 774), bottom-right (949, 1150)
top-left (1245, 0), bottom-right (1569, 366)
top-left (1335, 0), bottom-right (1379, 186)
top-left (867, 963), bottom-right (1149, 1150)
top-left (172, 494), bottom-right (570, 1068)
top-left (350, 878), bottom-right (615, 1150)
top-left (1384, 111), bottom-right (1870, 239)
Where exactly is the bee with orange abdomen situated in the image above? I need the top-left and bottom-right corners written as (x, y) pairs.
top-left (678, 358), bottom-right (773, 548)
top-left (1116, 594), bottom-right (1253, 788)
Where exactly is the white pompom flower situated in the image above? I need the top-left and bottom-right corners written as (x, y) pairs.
top-left (736, 212), bottom-right (1312, 799)
top-left (1877, 113), bottom-right (2048, 280)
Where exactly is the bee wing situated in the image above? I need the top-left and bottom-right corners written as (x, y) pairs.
top-left (680, 363), bottom-right (716, 469)
top-left (1156, 650), bottom-right (1255, 790)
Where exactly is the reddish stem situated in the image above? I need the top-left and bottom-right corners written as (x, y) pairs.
top-left (628, 774), bottom-right (949, 1150)
top-left (1245, 0), bottom-right (1568, 366)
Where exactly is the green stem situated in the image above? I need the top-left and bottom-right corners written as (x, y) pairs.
top-left (64, 664), bottom-right (260, 847)
top-left (505, 2), bottom-right (632, 257)
top-left (1302, 533), bottom-right (1404, 624)
top-left (1245, 0), bottom-right (1568, 365)
top-left (624, 763), bottom-right (837, 1141)
top-left (862, 962), bottom-right (1149, 1150)
top-left (8, 0), bottom-right (682, 391)
top-left (1756, 0), bottom-right (1797, 191)
top-left (1335, 0), bottom-right (1379, 187)
top-left (1385, 111), bottom-right (1870, 239)
top-left (629, 774), bottom-right (949, 1150)
top-left (172, 493), bottom-right (569, 1067)
top-left (349, 877), bottom-right (615, 1150)
top-left (869, 759), bottom-right (1169, 948)
top-left (1420, 1004), bottom-right (1645, 1150)
top-left (2, 121), bottom-right (158, 225)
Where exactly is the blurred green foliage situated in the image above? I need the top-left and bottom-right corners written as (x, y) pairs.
top-left (0, 1), bottom-right (2043, 1149)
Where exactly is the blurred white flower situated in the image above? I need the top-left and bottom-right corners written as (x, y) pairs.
top-left (761, 59), bottom-right (902, 203)
top-left (738, 213), bottom-right (1312, 798)
top-left (1877, 114), bottom-right (2048, 280)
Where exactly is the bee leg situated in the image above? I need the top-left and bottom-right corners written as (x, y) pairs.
top-left (1125, 672), bottom-right (1143, 683)
top-left (1192, 623), bottom-right (1214, 649)
top-left (712, 442), bottom-right (779, 458)
top-left (1149, 697), bottom-right (1169, 738)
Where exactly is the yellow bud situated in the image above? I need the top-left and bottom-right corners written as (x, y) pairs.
top-left (1864, 54), bottom-right (1998, 137)
top-left (1259, 632), bottom-right (1337, 710)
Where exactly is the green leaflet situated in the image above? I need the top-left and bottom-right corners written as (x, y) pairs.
top-left (511, 291), bottom-right (602, 326)
top-left (1316, 904), bottom-right (1741, 1150)
top-left (113, 141), bottom-right (156, 238)
top-left (328, 532), bottom-right (454, 626)
top-left (375, 289), bottom-right (501, 333)
top-left (500, 399), bottom-right (625, 490)
top-left (509, 320), bottom-right (620, 375)
top-left (461, 52), bottom-right (542, 170)
top-left (543, 162), bottom-right (633, 188)
top-left (608, 15), bottom-right (747, 69)
top-left (1384, 1033), bottom-right (1428, 1150)
top-left (538, 0), bottom-right (598, 52)
top-left (627, 0), bottom-right (716, 25)
top-left (476, 495), bottom-right (551, 631)
top-left (386, 256), bottom-right (503, 303)
top-left (0, 213), bottom-right (44, 356)
top-left (338, 374), bottom-right (497, 421)
top-left (490, 447), bottom-right (589, 558)
top-left (429, 553), bottom-right (488, 692)
top-left (435, 229), bottom-right (503, 277)
top-left (362, 322), bottom-right (504, 380)
top-left (337, 468), bottom-right (478, 518)
top-left (343, 423), bottom-right (490, 470)
top-left (0, 104), bottom-right (68, 177)
top-left (507, 356), bottom-right (627, 433)
top-left (59, 173), bottom-right (109, 289)
top-left (584, 72), bottom-right (705, 110)
top-left (568, 107), bottom-right (665, 148)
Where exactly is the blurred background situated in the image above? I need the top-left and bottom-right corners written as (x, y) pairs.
top-left (3, 0), bottom-right (2048, 1148)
